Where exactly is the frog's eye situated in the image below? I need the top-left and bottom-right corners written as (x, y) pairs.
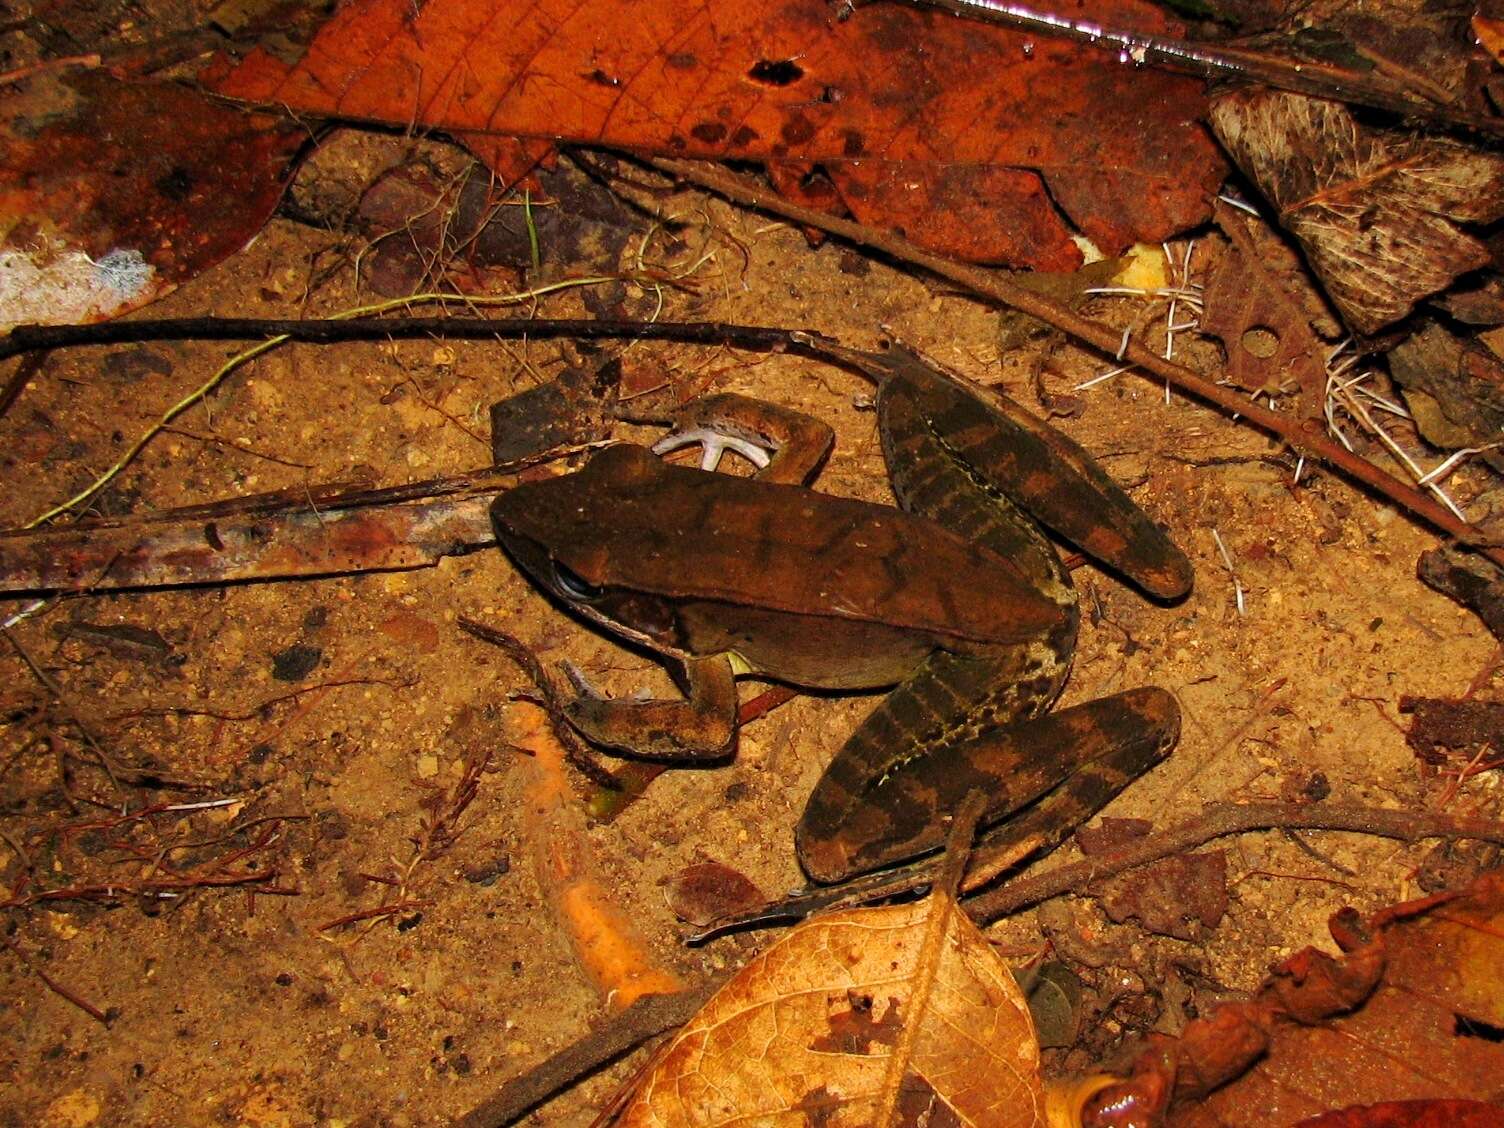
top-left (553, 560), bottom-right (605, 602)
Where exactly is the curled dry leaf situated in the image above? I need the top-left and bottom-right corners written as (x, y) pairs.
top-left (1387, 321), bottom-right (1504, 471)
top-left (1208, 90), bottom-right (1504, 336)
top-left (615, 892), bottom-right (1044, 1127)
top-left (1089, 870), bottom-right (1504, 1126)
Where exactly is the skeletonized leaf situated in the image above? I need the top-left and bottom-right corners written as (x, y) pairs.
top-left (616, 893), bottom-right (1044, 1127)
top-left (1209, 90), bottom-right (1504, 335)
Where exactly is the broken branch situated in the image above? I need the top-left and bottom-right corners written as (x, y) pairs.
top-left (0, 316), bottom-right (816, 364)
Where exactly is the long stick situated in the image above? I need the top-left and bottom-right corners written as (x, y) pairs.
top-left (0, 316), bottom-right (817, 364)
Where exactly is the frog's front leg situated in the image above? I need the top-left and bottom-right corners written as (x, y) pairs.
top-left (562, 653), bottom-right (740, 761)
top-left (553, 394), bottom-right (833, 759)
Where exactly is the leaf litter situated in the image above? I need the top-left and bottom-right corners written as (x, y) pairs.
top-left (6, 0), bottom-right (1504, 1124)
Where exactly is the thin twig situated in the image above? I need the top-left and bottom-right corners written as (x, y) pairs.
top-left (4, 625), bottom-right (127, 793)
top-left (2, 933), bottom-right (111, 1024)
top-left (450, 983), bottom-right (724, 1128)
top-left (0, 350), bottom-right (44, 421)
top-left (0, 316), bottom-right (815, 364)
top-left (964, 800), bottom-right (1504, 923)
top-left (317, 899), bottom-right (431, 931)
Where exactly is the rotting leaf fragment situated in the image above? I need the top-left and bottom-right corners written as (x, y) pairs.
top-left (1209, 89), bottom-right (1504, 336)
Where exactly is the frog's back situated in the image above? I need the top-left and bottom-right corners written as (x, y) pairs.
top-left (494, 444), bottom-right (1065, 646)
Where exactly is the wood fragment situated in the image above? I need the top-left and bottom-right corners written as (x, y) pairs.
top-left (450, 985), bottom-right (720, 1128)
top-left (0, 316), bottom-right (815, 364)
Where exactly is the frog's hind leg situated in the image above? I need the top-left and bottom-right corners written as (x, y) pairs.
top-left (797, 644), bottom-right (1072, 882)
top-left (877, 359), bottom-right (1077, 613)
top-left (876, 346), bottom-right (1192, 602)
top-left (797, 685), bottom-right (1179, 884)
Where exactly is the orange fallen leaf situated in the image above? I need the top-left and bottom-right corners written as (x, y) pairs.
top-left (1294, 1099), bottom-right (1504, 1127)
top-left (208, 0), bottom-right (1224, 270)
top-left (614, 891), bottom-right (1045, 1126)
top-left (0, 71), bottom-right (300, 328)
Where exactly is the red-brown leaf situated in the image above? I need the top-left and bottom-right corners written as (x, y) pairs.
top-left (207, 0), bottom-right (1225, 269)
top-left (0, 71), bottom-right (301, 327)
top-left (1294, 1099), bottom-right (1504, 1128)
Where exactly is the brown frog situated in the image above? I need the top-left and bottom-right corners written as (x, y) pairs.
top-left (492, 343), bottom-right (1191, 883)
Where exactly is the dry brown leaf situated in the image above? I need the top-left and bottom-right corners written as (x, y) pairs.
top-left (1208, 90), bottom-right (1504, 336)
top-left (1201, 204), bottom-right (1338, 423)
top-left (615, 893), bottom-right (1044, 1127)
top-left (1388, 321), bottom-right (1504, 470)
top-left (1088, 871), bottom-right (1504, 1126)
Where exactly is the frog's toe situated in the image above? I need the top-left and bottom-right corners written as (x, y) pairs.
top-left (651, 428), bottom-right (771, 473)
top-left (794, 824), bottom-right (856, 886)
top-left (561, 660), bottom-right (607, 699)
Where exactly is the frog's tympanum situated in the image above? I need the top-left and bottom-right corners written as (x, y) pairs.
top-left (492, 344), bottom-right (1192, 884)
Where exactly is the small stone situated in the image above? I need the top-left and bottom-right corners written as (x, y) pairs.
top-left (43, 1090), bottom-right (100, 1128)
top-left (416, 754), bottom-right (439, 779)
top-left (270, 644), bottom-right (322, 682)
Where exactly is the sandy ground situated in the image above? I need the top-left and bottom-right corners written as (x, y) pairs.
top-left (2, 136), bottom-right (1500, 1126)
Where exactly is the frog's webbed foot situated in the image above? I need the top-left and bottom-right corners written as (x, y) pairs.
top-left (654, 393), bottom-right (833, 485)
top-left (559, 654), bottom-right (739, 762)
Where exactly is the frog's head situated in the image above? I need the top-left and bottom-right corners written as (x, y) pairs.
top-left (491, 444), bottom-right (686, 654)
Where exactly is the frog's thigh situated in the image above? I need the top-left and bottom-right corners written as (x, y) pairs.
top-left (797, 687), bottom-right (1179, 883)
top-left (564, 654), bottom-right (739, 760)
